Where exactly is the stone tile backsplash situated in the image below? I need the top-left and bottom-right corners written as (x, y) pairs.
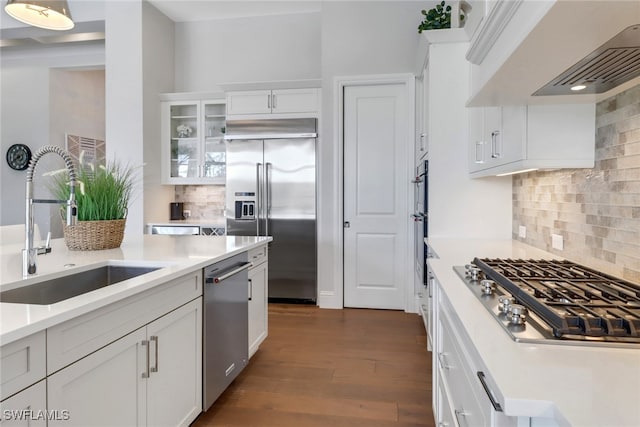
top-left (174, 185), bottom-right (225, 219)
top-left (513, 84), bottom-right (640, 283)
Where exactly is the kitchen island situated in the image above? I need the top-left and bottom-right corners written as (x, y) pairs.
top-left (0, 235), bottom-right (270, 427)
top-left (427, 238), bottom-right (640, 427)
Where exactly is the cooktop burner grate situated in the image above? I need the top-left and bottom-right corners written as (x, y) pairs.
top-left (473, 258), bottom-right (640, 339)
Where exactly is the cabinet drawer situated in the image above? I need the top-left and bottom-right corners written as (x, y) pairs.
top-left (0, 380), bottom-right (47, 426)
top-left (248, 245), bottom-right (268, 267)
top-left (47, 271), bottom-right (201, 374)
top-left (0, 331), bottom-right (46, 401)
top-left (439, 311), bottom-right (489, 427)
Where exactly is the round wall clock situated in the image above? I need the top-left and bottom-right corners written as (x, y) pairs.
top-left (6, 143), bottom-right (32, 171)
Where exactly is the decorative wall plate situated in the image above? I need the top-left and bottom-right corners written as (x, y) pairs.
top-left (6, 143), bottom-right (32, 171)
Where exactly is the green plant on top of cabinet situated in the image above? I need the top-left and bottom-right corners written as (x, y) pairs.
top-left (161, 99), bottom-right (226, 185)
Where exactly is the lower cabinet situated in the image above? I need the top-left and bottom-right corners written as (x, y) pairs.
top-left (47, 298), bottom-right (202, 427)
top-left (0, 380), bottom-right (47, 427)
top-left (433, 280), bottom-right (516, 427)
top-left (248, 259), bottom-right (268, 358)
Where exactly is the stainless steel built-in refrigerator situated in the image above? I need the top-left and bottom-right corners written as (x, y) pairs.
top-left (224, 118), bottom-right (317, 302)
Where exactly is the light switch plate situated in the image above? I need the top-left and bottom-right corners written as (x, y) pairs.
top-left (518, 225), bottom-right (526, 239)
top-left (551, 233), bottom-right (564, 251)
top-left (183, 210), bottom-right (191, 218)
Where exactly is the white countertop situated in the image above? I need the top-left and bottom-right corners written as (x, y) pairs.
top-left (147, 217), bottom-right (226, 227)
top-left (0, 235), bottom-right (270, 346)
top-left (426, 238), bottom-right (640, 427)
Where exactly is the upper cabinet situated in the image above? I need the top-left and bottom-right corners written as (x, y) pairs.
top-left (469, 103), bottom-right (595, 177)
top-left (161, 96), bottom-right (226, 185)
top-left (226, 88), bottom-right (320, 118)
top-left (467, 0), bottom-right (640, 106)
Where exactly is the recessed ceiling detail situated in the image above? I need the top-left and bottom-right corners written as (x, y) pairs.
top-left (534, 24), bottom-right (640, 96)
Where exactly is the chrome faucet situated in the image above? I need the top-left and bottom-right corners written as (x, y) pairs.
top-left (23, 145), bottom-right (78, 277)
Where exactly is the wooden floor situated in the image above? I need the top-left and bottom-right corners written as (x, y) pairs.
top-left (192, 303), bottom-right (434, 427)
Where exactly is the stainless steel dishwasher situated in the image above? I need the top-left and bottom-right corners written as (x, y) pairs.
top-left (203, 252), bottom-right (252, 410)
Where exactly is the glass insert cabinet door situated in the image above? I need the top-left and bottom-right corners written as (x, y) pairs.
top-left (170, 103), bottom-right (200, 179)
top-left (203, 101), bottom-right (226, 179)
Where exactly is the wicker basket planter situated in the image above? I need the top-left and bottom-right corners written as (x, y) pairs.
top-left (63, 218), bottom-right (126, 251)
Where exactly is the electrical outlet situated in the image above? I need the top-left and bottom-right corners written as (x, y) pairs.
top-left (551, 233), bottom-right (564, 251)
top-left (183, 210), bottom-right (191, 218)
top-left (518, 225), bottom-right (527, 239)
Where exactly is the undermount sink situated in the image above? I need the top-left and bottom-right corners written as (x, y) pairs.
top-left (0, 265), bottom-right (161, 305)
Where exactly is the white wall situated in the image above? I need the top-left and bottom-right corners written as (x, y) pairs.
top-left (317, 1), bottom-right (426, 309)
top-left (174, 11), bottom-right (321, 91)
top-left (427, 43), bottom-right (512, 238)
top-left (48, 69), bottom-right (106, 237)
top-left (1, 66), bottom-right (105, 238)
top-left (105, 0), bottom-right (145, 237)
top-left (1, 68), bottom-right (50, 229)
top-left (142, 1), bottom-right (176, 223)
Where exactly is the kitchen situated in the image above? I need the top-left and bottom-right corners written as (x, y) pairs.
top-left (1, 1), bottom-right (639, 426)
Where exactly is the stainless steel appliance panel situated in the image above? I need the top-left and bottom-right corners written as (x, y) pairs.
top-left (225, 118), bottom-right (318, 302)
top-left (264, 138), bottom-right (316, 301)
top-left (225, 139), bottom-right (263, 236)
top-left (203, 253), bottom-right (250, 410)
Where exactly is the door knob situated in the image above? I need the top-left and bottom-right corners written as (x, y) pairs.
top-left (344, 221), bottom-right (350, 228)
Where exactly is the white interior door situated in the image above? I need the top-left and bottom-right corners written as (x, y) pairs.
top-left (343, 83), bottom-right (408, 309)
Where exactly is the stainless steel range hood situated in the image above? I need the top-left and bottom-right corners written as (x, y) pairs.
top-left (534, 24), bottom-right (640, 96)
top-left (467, 1), bottom-right (640, 106)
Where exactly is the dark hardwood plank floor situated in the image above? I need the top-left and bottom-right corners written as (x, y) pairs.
top-left (192, 303), bottom-right (434, 427)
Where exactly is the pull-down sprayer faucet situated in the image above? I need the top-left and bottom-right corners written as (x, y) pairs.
top-left (23, 145), bottom-right (78, 277)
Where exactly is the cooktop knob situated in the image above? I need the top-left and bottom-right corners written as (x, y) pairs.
top-left (498, 296), bottom-right (515, 314)
top-left (509, 305), bottom-right (528, 325)
top-left (480, 279), bottom-right (495, 295)
top-left (468, 267), bottom-right (483, 281)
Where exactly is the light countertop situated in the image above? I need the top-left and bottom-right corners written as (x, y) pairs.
top-left (146, 217), bottom-right (226, 227)
top-left (0, 235), bottom-right (270, 346)
top-left (426, 238), bottom-right (640, 427)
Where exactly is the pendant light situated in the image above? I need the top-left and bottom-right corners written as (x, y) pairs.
top-left (5, 0), bottom-right (74, 31)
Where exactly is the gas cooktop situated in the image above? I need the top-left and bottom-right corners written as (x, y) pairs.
top-left (454, 258), bottom-right (640, 348)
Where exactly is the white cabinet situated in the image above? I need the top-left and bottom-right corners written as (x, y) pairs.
top-left (161, 99), bottom-right (226, 185)
top-left (469, 103), bottom-right (595, 177)
top-left (0, 331), bottom-right (46, 402)
top-left (47, 327), bottom-right (147, 427)
top-left (248, 245), bottom-right (268, 358)
top-left (226, 88), bottom-right (319, 117)
top-left (0, 380), bottom-right (47, 427)
top-left (432, 278), bottom-right (537, 427)
top-left (415, 66), bottom-right (429, 163)
top-left (146, 299), bottom-right (202, 427)
top-left (48, 298), bottom-right (202, 427)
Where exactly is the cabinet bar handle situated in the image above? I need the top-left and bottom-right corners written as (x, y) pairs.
top-left (267, 94), bottom-right (271, 109)
top-left (490, 131), bottom-right (501, 158)
top-left (272, 94), bottom-right (277, 109)
top-left (475, 141), bottom-right (483, 163)
top-left (454, 409), bottom-right (468, 427)
top-left (142, 340), bottom-right (150, 378)
top-left (477, 371), bottom-right (503, 412)
top-left (150, 336), bottom-right (159, 373)
top-left (438, 352), bottom-right (450, 370)
top-left (207, 262), bottom-right (252, 284)
top-left (248, 278), bottom-right (253, 301)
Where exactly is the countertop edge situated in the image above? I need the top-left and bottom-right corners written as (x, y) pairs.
top-left (0, 236), bottom-right (271, 346)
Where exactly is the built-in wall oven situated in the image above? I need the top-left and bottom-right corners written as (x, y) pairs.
top-left (413, 160), bottom-right (432, 348)
top-left (413, 159), bottom-right (428, 286)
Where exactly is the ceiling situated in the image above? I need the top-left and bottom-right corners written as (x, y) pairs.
top-left (0, 0), bottom-right (324, 50)
top-left (147, 0), bottom-right (322, 22)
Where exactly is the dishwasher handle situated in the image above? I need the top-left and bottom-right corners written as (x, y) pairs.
top-left (205, 262), bottom-right (252, 284)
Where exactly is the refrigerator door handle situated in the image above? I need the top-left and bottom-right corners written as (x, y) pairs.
top-left (256, 163), bottom-right (263, 236)
top-left (265, 162), bottom-right (272, 236)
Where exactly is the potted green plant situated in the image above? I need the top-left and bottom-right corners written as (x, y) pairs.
top-left (418, 1), bottom-right (465, 33)
top-left (48, 158), bottom-right (135, 250)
